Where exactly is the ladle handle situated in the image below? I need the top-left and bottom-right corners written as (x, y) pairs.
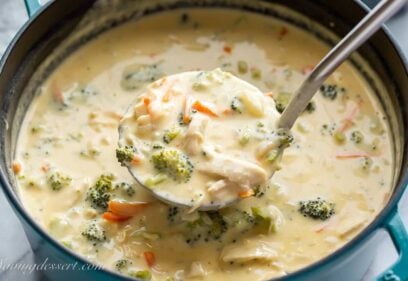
top-left (278, 0), bottom-right (407, 129)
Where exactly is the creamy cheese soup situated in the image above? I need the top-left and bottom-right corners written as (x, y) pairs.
top-left (14, 8), bottom-right (393, 281)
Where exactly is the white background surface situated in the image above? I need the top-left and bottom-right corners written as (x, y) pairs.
top-left (0, 0), bottom-right (407, 280)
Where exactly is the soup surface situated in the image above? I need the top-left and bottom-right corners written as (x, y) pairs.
top-left (14, 8), bottom-right (393, 281)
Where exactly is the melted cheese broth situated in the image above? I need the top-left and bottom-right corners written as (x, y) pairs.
top-left (15, 9), bottom-right (393, 281)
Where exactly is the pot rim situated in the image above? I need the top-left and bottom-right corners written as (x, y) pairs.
top-left (0, 1), bottom-right (407, 280)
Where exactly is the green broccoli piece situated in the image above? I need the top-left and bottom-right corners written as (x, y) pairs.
top-left (115, 259), bottom-right (131, 272)
top-left (151, 149), bottom-right (193, 182)
top-left (237, 60), bottom-right (248, 74)
top-left (251, 207), bottom-right (276, 233)
top-left (350, 130), bottom-right (364, 144)
top-left (320, 84), bottom-right (345, 100)
top-left (274, 128), bottom-right (294, 148)
top-left (304, 101), bottom-right (316, 113)
top-left (86, 174), bottom-right (113, 210)
top-left (299, 198), bottom-right (335, 220)
top-left (47, 172), bottom-right (72, 191)
top-left (274, 92), bottom-right (291, 113)
top-left (163, 127), bottom-right (180, 144)
top-left (81, 222), bottom-right (106, 243)
top-left (115, 182), bottom-right (135, 197)
top-left (129, 270), bottom-right (152, 281)
top-left (116, 146), bottom-right (137, 166)
top-left (230, 96), bottom-right (242, 113)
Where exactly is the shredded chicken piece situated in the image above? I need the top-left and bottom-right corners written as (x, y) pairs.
top-left (198, 150), bottom-right (267, 188)
top-left (207, 180), bottom-right (240, 202)
top-left (221, 236), bottom-right (278, 263)
top-left (184, 114), bottom-right (209, 155)
top-left (187, 261), bottom-right (207, 278)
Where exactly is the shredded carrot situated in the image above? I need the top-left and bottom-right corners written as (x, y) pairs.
top-left (131, 155), bottom-right (142, 165)
top-left (337, 102), bottom-right (362, 133)
top-left (336, 153), bottom-right (370, 159)
top-left (182, 95), bottom-right (193, 124)
top-left (162, 80), bottom-right (177, 102)
top-left (222, 108), bottom-right (233, 115)
top-left (223, 46), bottom-right (232, 54)
top-left (108, 200), bottom-right (148, 217)
top-left (49, 80), bottom-right (66, 105)
top-left (143, 251), bottom-right (156, 267)
top-left (143, 97), bottom-right (154, 118)
top-left (102, 212), bottom-right (131, 222)
top-left (41, 164), bottom-right (50, 172)
top-left (238, 189), bottom-right (255, 198)
top-left (192, 100), bottom-right (218, 118)
top-left (12, 162), bottom-right (22, 174)
top-left (264, 92), bottom-right (274, 98)
top-left (278, 26), bottom-right (289, 40)
top-left (302, 65), bottom-right (314, 74)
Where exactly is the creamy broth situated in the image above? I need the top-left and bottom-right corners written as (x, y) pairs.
top-left (14, 9), bottom-right (393, 281)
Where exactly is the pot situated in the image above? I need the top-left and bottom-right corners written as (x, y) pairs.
top-left (0, 0), bottom-right (407, 280)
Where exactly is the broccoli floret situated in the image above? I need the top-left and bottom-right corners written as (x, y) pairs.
top-left (163, 127), bottom-right (180, 144)
top-left (151, 149), bottom-right (193, 182)
top-left (320, 84), bottom-right (345, 100)
top-left (129, 270), bottom-right (152, 281)
top-left (350, 130), bottom-right (364, 144)
top-left (274, 92), bottom-right (291, 113)
top-left (115, 182), bottom-right (135, 197)
top-left (230, 97), bottom-right (242, 113)
top-left (116, 146), bottom-right (137, 166)
top-left (304, 101), bottom-right (316, 113)
top-left (47, 172), bottom-right (72, 191)
top-left (299, 198), bottom-right (335, 220)
top-left (115, 259), bottom-right (131, 272)
top-left (274, 128), bottom-right (294, 148)
top-left (86, 174), bottom-right (114, 210)
top-left (81, 222), bottom-right (106, 243)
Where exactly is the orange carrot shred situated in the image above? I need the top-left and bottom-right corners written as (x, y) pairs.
top-left (336, 153), bottom-right (370, 159)
top-left (12, 162), bottom-right (22, 174)
top-left (102, 212), bottom-right (131, 222)
top-left (302, 65), bottom-right (314, 74)
top-left (183, 95), bottom-right (192, 124)
top-left (222, 108), bottom-right (233, 115)
top-left (223, 46), bottom-right (232, 54)
top-left (41, 164), bottom-right (50, 172)
top-left (264, 92), bottom-right (274, 98)
top-left (337, 102), bottom-right (362, 133)
top-left (108, 200), bottom-right (148, 217)
top-left (144, 251), bottom-right (156, 267)
top-left (278, 26), bottom-right (289, 40)
top-left (238, 189), bottom-right (255, 198)
top-left (162, 80), bottom-right (177, 102)
top-left (131, 155), bottom-right (142, 165)
top-left (192, 100), bottom-right (218, 118)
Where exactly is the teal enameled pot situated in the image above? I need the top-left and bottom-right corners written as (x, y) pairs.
top-left (0, 0), bottom-right (407, 280)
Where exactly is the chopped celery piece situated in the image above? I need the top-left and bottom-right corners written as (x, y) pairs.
top-left (237, 60), bottom-right (248, 74)
top-left (333, 131), bottom-right (346, 144)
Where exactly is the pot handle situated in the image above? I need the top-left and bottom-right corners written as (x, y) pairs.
top-left (376, 209), bottom-right (408, 281)
top-left (24, 0), bottom-right (42, 18)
